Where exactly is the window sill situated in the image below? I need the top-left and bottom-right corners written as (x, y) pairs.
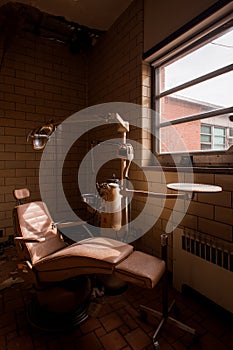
top-left (143, 165), bottom-right (233, 174)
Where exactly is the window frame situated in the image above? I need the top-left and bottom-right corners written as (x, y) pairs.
top-left (144, 1), bottom-right (233, 166)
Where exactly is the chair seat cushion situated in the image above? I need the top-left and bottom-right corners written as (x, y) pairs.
top-left (35, 237), bottom-right (133, 273)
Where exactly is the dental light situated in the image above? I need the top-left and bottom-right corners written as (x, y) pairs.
top-left (27, 121), bottom-right (56, 150)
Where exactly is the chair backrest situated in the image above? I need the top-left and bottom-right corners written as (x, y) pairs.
top-left (13, 189), bottom-right (66, 264)
top-left (13, 188), bottom-right (30, 205)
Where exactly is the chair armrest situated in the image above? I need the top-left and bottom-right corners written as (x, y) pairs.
top-left (56, 221), bottom-right (94, 238)
top-left (14, 236), bottom-right (46, 243)
top-left (54, 221), bottom-right (87, 228)
top-left (25, 260), bottom-right (33, 269)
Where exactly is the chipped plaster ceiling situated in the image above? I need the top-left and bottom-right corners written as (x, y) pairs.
top-left (0, 0), bottom-right (133, 30)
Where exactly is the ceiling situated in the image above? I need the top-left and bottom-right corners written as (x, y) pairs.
top-left (0, 0), bottom-right (133, 30)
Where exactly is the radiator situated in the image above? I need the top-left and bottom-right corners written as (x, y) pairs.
top-left (173, 228), bottom-right (233, 313)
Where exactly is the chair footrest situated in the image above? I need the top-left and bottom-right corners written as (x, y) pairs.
top-left (114, 251), bottom-right (166, 289)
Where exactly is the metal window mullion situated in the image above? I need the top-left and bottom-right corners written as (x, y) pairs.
top-left (211, 125), bottom-right (214, 149)
top-left (226, 128), bottom-right (230, 147)
top-left (159, 106), bottom-right (233, 128)
top-left (155, 67), bottom-right (161, 152)
top-left (151, 66), bottom-right (156, 155)
top-left (157, 63), bottom-right (233, 99)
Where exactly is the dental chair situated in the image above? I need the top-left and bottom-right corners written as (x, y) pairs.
top-left (13, 188), bottom-right (196, 348)
top-left (12, 188), bottom-right (165, 332)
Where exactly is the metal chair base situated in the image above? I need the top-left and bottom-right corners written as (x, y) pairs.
top-left (27, 294), bottom-right (89, 332)
top-left (140, 299), bottom-right (196, 348)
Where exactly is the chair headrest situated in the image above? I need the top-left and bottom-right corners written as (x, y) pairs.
top-left (13, 188), bottom-right (30, 201)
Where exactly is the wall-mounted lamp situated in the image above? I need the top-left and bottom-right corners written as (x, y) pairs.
top-left (27, 120), bottom-right (56, 150)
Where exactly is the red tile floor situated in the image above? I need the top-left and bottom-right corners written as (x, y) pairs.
top-left (0, 246), bottom-right (232, 350)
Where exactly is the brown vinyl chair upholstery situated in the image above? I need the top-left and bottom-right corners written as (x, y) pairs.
top-left (13, 188), bottom-right (165, 288)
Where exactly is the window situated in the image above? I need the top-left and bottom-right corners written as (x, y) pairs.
top-left (149, 4), bottom-right (233, 155)
top-left (200, 124), bottom-right (227, 150)
top-left (229, 128), bottom-right (233, 147)
top-left (200, 125), bottom-right (211, 150)
top-left (213, 127), bottom-right (226, 150)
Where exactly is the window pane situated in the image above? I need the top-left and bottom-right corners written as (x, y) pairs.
top-left (160, 95), bottom-right (214, 123)
top-left (161, 28), bottom-right (233, 92)
top-left (201, 135), bottom-right (211, 142)
top-left (160, 120), bottom-right (200, 152)
top-left (214, 128), bottom-right (225, 136)
top-left (214, 145), bottom-right (225, 150)
top-left (214, 136), bottom-right (225, 144)
top-left (201, 125), bottom-right (211, 134)
top-left (161, 71), bottom-right (233, 118)
top-left (230, 129), bottom-right (233, 137)
top-left (159, 114), bottom-right (232, 153)
top-left (201, 144), bottom-right (211, 150)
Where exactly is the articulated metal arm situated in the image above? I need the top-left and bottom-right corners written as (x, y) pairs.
top-left (120, 189), bottom-right (186, 199)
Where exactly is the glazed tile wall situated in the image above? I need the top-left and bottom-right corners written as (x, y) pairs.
top-left (0, 33), bottom-right (88, 237)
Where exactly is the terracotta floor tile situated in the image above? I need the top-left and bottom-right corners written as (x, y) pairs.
top-left (157, 337), bottom-right (175, 349)
top-left (117, 322), bottom-right (130, 334)
top-left (95, 326), bottom-right (107, 338)
top-left (124, 328), bottom-right (151, 350)
top-left (80, 316), bottom-right (101, 334)
top-left (117, 309), bottom-right (138, 330)
top-left (172, 340), bottom-right (189, 350)
top-left (75, 332), bottom-right (102, 350)
top-left (100, 312), bottom-right (124, 332)
top-left (100, 329), bottom-right (127, 350)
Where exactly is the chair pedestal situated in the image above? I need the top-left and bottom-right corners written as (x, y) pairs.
top-left (27, 276), bottom-right (91, 331)
top-left (139, 233), bottom-right (196, 349)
